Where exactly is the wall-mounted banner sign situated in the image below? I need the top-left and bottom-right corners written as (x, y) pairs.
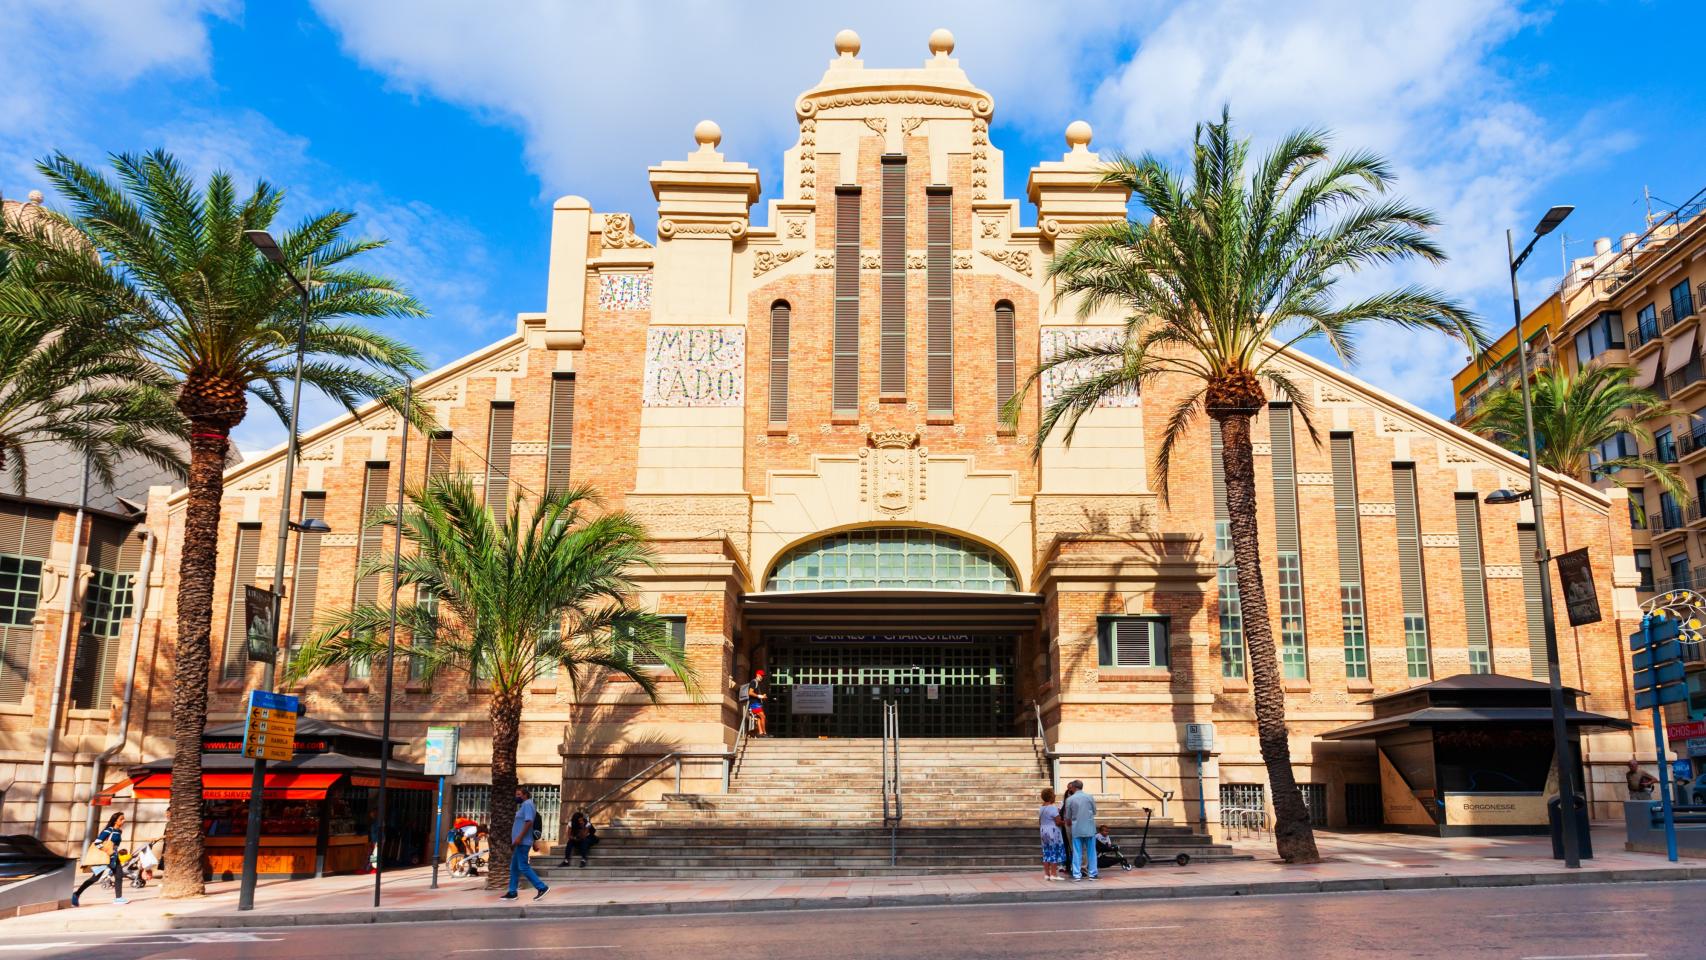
top-left (244, 585), bottom-right (280, 662)
top-left (643, 326), bottom-right (745, 407)
top-left (424, 725), bottom-right (460, 777)
top-left (1554, 548), bottom-right (1601, 627)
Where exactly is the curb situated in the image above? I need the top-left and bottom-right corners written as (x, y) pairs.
top-left (78, 865), bottom-right (1706, 932)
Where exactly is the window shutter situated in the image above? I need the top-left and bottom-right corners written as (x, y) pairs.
top-left (1455, 495), bottom-right (1492, 673)
top-left (485, 403), bottom-right (514, 514)
top-left (1393, 463), bottom-right (1431, 678)
top-left (833, 186), bottom-right (862, 414)
top-left (288, 493), bottom-right (327, 663)
top-left (1269, 407), bottom-right (1300, 554)
top-left (355, 463), bottom-right (392, 607)
top-left (220, 524), bottom-right (262, 680)
top-left (769, 302), bottom-right (791, 425)
top-left (1099, 617), bottom-right (1165, 668)
top-left (1330, 435), bottom-right (1362, 581)
top-left (926, 185), bottom-right (953, 415)
top-left (1518, 525), bottom-right (1548, 679)
top-left (547, 375), bottom-right (576, 495)
top-left (0, 502), bottom-right (57, 560)
top-left (426, 432), bottom-right (453, 481)
top-left (994, 301), bottom-right (1016, 416)
top-left (0, 503), bottom-right (50, 701)
top-left (880, 156), bottom-right (907, 396)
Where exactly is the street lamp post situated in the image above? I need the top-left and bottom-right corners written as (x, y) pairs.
top-left (374, 381), bottom-right (410, 907)
top-left (237, 229), bottom-right (317, 910)
top-left (1496, 204), bottom-right (1585, 868)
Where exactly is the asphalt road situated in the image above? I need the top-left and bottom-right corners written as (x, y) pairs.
top-left (6, 881), bottom-right (1704, 960)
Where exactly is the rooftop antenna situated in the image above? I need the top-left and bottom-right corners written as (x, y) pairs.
top-left (1645, 185), bottom-right (1656, 228)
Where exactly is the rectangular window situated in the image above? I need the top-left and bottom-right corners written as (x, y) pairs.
top-left (220, 523), bottom-right (263, 680)
top-left (768, 301), bottom-right (790, 425)
top-left (1096, 616), bottom-right (1169, 669)
top-left (1637, 303), bottom-right (1659, 341)
top-left (1669, 550), bottom-right (1691, 589)
top-left (1656, 426), bottom-right (1676, 464)
top-left (1518, 525), bottom-right (1549, 680)
top-left (1661, 490), bottom-right (1682, 529)
top-left (1219, 783), bottom-right (1265, 817)
top-left (1628, 489), bottom-right (1646, 529)
top-left (1635, 549), bottom-right (1654, 592)
top-left (485, 402), bottom-right (514, 514)
top-left (1269, 405), bottom-right (1306, 679)
top-left (880, 156), bottom-right (907, 397)
top-left (350, 463), bottom-right (393, 681)
top-left (1299, 783), bottom-right (1328, 827)
top-left (1331, 434), bottom-right (1367, 679)
top-left (409, 585), bottom-right (438, 684)
top-left (69, 522), bottom-right (142, 710)
top-left (287, 493), bottom-right (327, 670)
top-left (1673, 278), bottom-right (1697, 321)
top-left (1392, 463), bottom-right (1430, 679)
top-left (426, 431), bottom-right (453, 481)
top-left (1574, 311), bottom-right (1625, 365)
top-left (1211, 421), bottom-right (1244, 679)
top-left (994, 301), bottom-right (1016, 420)
top-left (926, 185), bottom-right (953, 415)
top-left (0, 504), bottom-right (54, 702)
top-left (833, 187), bottom-right (861, 414)
top-left (546, 375), bottom-right (575, 495)
top-left (1455, 494), bottom-right (1492, 674)
top-left (632, 614), bottom-right (688, 667)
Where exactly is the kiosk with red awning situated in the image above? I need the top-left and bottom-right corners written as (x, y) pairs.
top-left (128, 718), bottom-right (436, 879)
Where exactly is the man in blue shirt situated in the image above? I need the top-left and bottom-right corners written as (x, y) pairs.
top-left (501, 786), bottom-right (549, 900)
top-left (1062, 780), bottom-right (1099, 881)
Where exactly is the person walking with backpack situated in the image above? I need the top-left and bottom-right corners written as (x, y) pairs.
top-left (72, 812), bottom-right (127, 906)
top-left (1062, 780), bottom-right (1099, 882)
top-left (500, 786), bottom-right (548, 901)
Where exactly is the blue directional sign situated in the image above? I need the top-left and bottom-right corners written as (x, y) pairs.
top-left (1631, 617), bottom-right (1682, 650)
top-left (1633, 640), bottom-right (1684, 671)
top-left (1637, 685), bottom-right (1690, 711)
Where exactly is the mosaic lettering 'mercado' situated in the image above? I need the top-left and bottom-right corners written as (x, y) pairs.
top-left (644, 327), bottom-right (745, 407)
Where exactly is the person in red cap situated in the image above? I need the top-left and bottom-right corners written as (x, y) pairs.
top-left (743, 669), bottom-right (769, 737)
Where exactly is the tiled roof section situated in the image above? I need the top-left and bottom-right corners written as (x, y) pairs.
top-left (0, 441), bottom-right (185, 516)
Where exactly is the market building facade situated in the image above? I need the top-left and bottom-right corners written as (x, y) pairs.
top-left (2, 30), bottom-right (1650, 858)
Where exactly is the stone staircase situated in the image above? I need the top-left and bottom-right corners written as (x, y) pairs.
top-left (540, 737), bottom-right (1245, 880)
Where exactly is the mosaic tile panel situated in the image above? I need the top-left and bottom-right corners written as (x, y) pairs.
top-left (1039, 327), bottom-right (1141, 408)
top-left (643, 326), bottom-right (745, 407)
top-left (598, 273), bottom-right (653, 311)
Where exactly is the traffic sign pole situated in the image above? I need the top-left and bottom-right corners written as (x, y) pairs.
top-left (1642, 615), bottom-right (1680, 862)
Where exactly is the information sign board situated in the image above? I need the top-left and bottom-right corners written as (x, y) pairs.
top-left (241, 689), bottom-right (300, 762)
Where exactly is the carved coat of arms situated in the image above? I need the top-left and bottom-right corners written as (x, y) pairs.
top-left (862, 430), bottom-right (924, 514)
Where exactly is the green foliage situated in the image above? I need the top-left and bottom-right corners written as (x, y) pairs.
top-left (288, 476), bottom-right (695, 698)
top-left (1011, 108), bottom-right (1486, 493)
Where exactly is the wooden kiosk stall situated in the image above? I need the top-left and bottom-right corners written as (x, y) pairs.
top-left (126, 718), bottom-right (437, 879)
top-left (1320, 674), bottom-right (1630, 836)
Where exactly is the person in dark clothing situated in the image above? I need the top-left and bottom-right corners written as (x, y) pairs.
top-left (561, 810), bottom-right (598, 867)
top-left (73, 812), bottom-right (127, 906)
top-left (743, 670), bottom-right (768, 737)
top-left (1095, 825), bottom-right (1133, 871)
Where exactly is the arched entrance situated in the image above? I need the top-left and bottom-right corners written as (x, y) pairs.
top-left (744, 528), bottom-right (1040, 738)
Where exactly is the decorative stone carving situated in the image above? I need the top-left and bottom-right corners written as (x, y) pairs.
top-left (861, 254), bottom-right (881, 270)
top-left (657, 219), bottom-right (745, 239)
top-left (1039, 327), bottom-right (1140, 408)
top-left (901, 116), bottom-right (924, 135)
top-left (752, 248), bottom-right (806, 276)
top-left (511, 441), bottom-right (548, 456)
top-left (786, 219), bottom-right (807, 239)
top-left (1421, 534), bottom-right (1460, 547)
top-left (906, 253), bottom-right (926, 270)
top-left (796, 90), bottom-right (993, 120)
top-left (1359, 502), bottom-right (1397, 516)
top-left (1485, 565), bottom-right (1523, 579)
top-left (971, 118), bottom-right (990, 199)
top-left (953, 254), bottom-right (972, 269)
top-left (643, 327), bottom-right (745, 407)
top-left (862, 430), bottom-right (923, 515)
top-left (1250, 442), bottom-right (1271, 455)
top-left (980, 248), bottom-right (1032, 277)
top-left (980, 218), bottom-right (1002, 239)
top-left (298, 445), bottom-right (336, 463)
top-left (1039, 218), bottom-right (1062, 241)
top-left (1317, 383), bottom-right (1356, 404)
top-left (863, 117), bottom-right (888, 135)
top-left (233, 471), bottom-right (275, 493)
top-left (322, 534), bottom-right (360, 548)
top-left (814, 254), bottom-right (834, 269)
top-left (1295, 473), bottom-right (1334, 486)
top-left (1378, 413), bottom-right (1407, 434)
top-left (484, 353), bottom-right (523, 374)
top-left (798, 119), bottom-right (816, 200)
top-left (601, 212), bottom-right (652, 249)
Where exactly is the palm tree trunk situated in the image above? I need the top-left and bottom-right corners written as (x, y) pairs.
top-left (162, 429), bottom-right (232, 898)
top-left (1217, 412), bottom-right (1320, 863)
top-left (484, 687), bottom-right (523, 890)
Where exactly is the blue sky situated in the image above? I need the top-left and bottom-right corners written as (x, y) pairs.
top-left (3, 0), bottom-right (1702, 454)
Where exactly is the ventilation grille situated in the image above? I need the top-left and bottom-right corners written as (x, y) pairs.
top-left (926, 186), bottom-right (953, 414)
top-left (485, 403), bottom-right (514, 514)
top-left (427, 432), bottom-right (453, 481)
top-left (1518, 525), bottom-right (1548, 679)
top-left (1392, 465), bottom-right (1427, 616)
top-left (833, 187), bottom-right (862, 414)
top-left (1455, 495), bottom-right (1492, 671)
top-left (288, 493), bottom-right (327, 660)
top-left (769, 302), bottom-right (791, 424)
top-left (1330, 434), bottom-right (1362, 582)
top-left (355, 463), bottom-right (392, 607)
top-left (880, 157), bottom-right (907, 396)
top-left (547, 375), bottom-right (576, 494)
top-left (1269, 406), bottom-right (1300, 553)
top-left (220, 524), bottom-right (262, 680)
top-left (994, 301), bottom-right (1016, 416)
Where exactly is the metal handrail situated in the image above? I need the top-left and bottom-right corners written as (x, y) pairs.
top-left (1044, 750), bottom-right (1175, 819)
top-left (583, 749), bottom-right (732, 820)
top-left (1028, 700), bottom-right (1051, 784)
top-left (728, 698), bottom-right (752, 786)
top-left (881, 700), bottom-right (902, 865)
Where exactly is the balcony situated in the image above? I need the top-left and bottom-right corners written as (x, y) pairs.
top-left (1451, 344), bottom-right (1554, 425)
top-left (1689, 502), bottom-right (1706, 527)
top-left (1629, 318), bottom-right (1664, 353)
top-left (1668, 357), bottom-right (1706, 398)
top-left (1681, 428), bottom-right (1706, 461)
top-left (1645, 443), bottom-right (1680, 466)
top-left (1651, 506), bottom-right (1687, 539)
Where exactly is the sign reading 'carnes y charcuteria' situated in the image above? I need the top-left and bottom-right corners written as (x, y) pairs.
top-left (644, 326), bottom-right (745, 406)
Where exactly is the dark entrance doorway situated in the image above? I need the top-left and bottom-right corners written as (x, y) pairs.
top-left (765, 635), bottom-right (1015, 738)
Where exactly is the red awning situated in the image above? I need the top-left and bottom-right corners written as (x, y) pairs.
top-left (348, 775), bottom-right (436, 791)
top-left (132, 771), bottom-right (343, 801)
top-left (92, 777), bottom-right (137, 806)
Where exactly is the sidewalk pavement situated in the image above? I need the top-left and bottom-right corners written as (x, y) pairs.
top-left (8, 826), bottom-right (1703, 934)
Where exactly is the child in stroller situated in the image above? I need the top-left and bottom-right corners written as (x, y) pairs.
top-left (1094, 825), bottom-right (1134, 871)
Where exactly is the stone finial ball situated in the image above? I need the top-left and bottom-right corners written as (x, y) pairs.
top-left (1065, 120), bottom-right (1093, 148)
top-left (928, 28), bottom-right (955, 56)
top-left (834, 29), bottom-right (861, 56)
top-left (694, 119), bottom-right (722, 148)
top-left (26, 190), bottom-right (44, 204)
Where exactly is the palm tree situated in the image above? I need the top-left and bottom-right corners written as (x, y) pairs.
top-left (0, 252), bottom-right (186, 490)
top-left (0, 151), bottom-right (425, 897)
top-left (1467, 363), bottom-right (1686, 546)
top-left (1018, 112), bottom-right (1485, 863)
top-left (288, 476), bottom-right (693, 888)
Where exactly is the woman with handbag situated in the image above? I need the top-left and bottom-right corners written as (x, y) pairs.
top-left (72, 812), bottom-right (127, 907)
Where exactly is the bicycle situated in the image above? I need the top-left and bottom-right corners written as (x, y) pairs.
top-left (449, 838), bottom-right (488, 878)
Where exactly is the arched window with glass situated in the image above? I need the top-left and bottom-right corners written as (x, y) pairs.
top-left (765, 528), bottom-right (1017, 592)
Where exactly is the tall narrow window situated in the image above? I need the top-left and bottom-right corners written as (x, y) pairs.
top-left (426, 431), bottom-right (453, 482)
top-left (768, 301), bottom-right (791, 425)
top-left (409, 585), bottom-right (438, 684)
top-left (69, 522), bottom-right (141, 709)
top-left (926, 185), bottom-right (953, 415)
top-left (994, 301), bottom-right (1016, 421)
top-left (351, 462), bottom-right (392, 680)
top-left (0, 503), bottom-right (53, 702)
top-left (1269, 405), bottom-right (1307, 679)
top-left (546, 374), bottom-right (576, 495)
top-left (833, 186), bottom-right (861, 414)
top-left (880, 156), bottom-right (907, 396)
top-left (633, 614), bottom-right (688, 666)
top-left (1455, 494), bottom-right (1492, 674)
top-left (287, 493), bottom-right (327, 671)
top-left (1392, 463), bottom-right (1430, 679)
top-left (1330, 434), bottom-right (1368, 679)
top-left (1211, 421), bottom-right (1245, 679)
top-left (1519, 525), bottom-right (1549, 680)
top-left (485, 402), bottom-right (514, 514)
top-left (220, 523), bottom-right (262, 680)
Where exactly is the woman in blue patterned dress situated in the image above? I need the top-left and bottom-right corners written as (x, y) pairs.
top-left (1038, 787), bottom-right (1066, 881)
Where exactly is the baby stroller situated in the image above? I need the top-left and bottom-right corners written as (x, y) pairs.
top-left (100, 838), bottom-right (159, 892)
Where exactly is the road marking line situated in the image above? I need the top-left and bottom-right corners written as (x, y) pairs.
top-left (451, 948), bottom-right (616, 954)
top-left (1519, 954), bottom-right (1648, 960)
top-left (1490, 909), bottom-right (1668, 918)
top-left (0, 945), bottom-right (84, 952)
top-left (988, 924), bottom-right (1181, 936)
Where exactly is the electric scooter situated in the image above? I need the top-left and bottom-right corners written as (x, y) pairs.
top-left (1130, 807), bottom-right (1190, 868)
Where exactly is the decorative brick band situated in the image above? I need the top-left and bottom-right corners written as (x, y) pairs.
top-left (1358, 502), bottom-right (1396, 516)
top-left (1421, 534), bottom-right (1460, 547)
top-left (1485, 565), bottom-right (1523, 579)
top-left (1296, 473), bottom-right (1334, 486)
